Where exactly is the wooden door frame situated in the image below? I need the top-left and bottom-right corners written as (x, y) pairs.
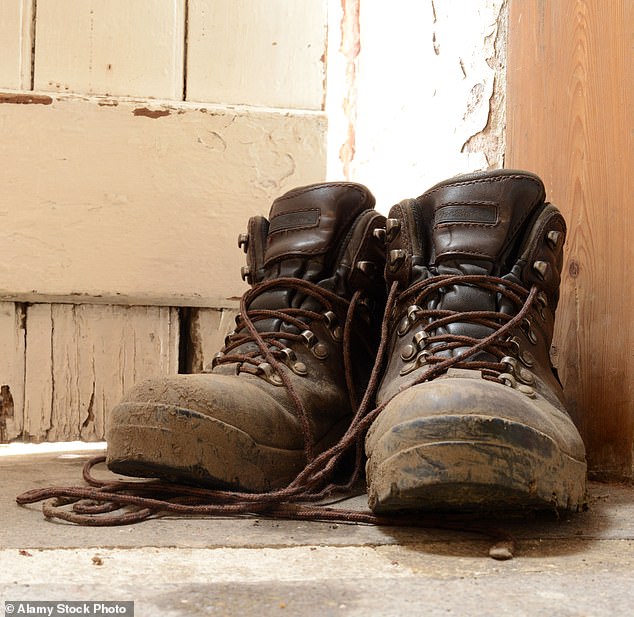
top-left (506, 0), bottom-right (634, 478)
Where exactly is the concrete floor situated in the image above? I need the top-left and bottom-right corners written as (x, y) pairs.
top-left (1, 444), bottom-right (633, 617)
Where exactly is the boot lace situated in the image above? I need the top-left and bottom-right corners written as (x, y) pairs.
top-left (207, 276), bottom-right (369, 460)
top-left (16, 274), bottom-right (537, 556)
top-left (392, 273), bottom-right (540, 389)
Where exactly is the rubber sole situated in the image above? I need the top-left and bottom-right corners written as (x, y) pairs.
top-left (106, 402), bottom-right (307, 492)
top-left (366, 414), bottom-right (587, 512)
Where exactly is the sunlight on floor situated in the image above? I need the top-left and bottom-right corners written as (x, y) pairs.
top-left (0, 441), bottom-right (107, 457)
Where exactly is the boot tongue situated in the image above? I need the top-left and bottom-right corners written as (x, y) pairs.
top-left (419, 171), bottom-right (546, 275)
top-left (413, 171), bottom-right (547, 361)
top-left (245, 182), bottom-right (375, 331)
top-left (263, 182), bottom-right (374, 277)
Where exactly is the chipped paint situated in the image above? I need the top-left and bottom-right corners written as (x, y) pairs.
top-left (339, 0), bottom-right (361, 179)
top-left (0, 93), bottom-right (52, 105)
top-left (335, 0), bottom-right (508, 210)
top-left (132, 107), bottom-right (171, 119)
top-left (0, 385), bottom-right (14, 443)
top-left (0, 95), bottom-right (325, 304)
top-left (461, 0), bottom-right (508, 169)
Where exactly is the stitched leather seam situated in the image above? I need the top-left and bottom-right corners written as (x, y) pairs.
top-left (425, 174), bottom-right (545, 259)
top-left (424, 173), bottom-right (543, 197)
top-left (275, 183), bottom-right (369, 204)
top-left (268, 208), bottom-right (321, 235)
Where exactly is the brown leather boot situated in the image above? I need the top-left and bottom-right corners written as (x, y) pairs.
top-left (106, 182), bottom-right (386, 492)
top-left (365, 169), bottom-right (586, 511)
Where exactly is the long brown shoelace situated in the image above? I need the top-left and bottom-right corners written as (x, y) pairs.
top-left (16, 274), bottom-right (541, 559)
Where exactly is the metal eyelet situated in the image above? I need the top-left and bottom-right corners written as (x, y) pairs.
top-left (373, 227), bottom-right (387, 242)
top-left (211, 351), bottom-right (224, 368)
top-left (400, 350), bottom-right (430, 376)
top-left (324, 311), bottom-right (343, 341)
top-left (521, 318), bottom-right (538, 345)
top-left (241, 266), bottom-right (252, 282)
top-left (238, 233), bottom-right (249, 252)
top-left (499, 372), bottom-right (517, 388)
top-left (388, 249), bottom-right (406, 270)
top-left (413, 330), bottom-right (429, 346)
top-left (501, 356), bottom-right (535, 386)
top-left (407, 305), bottom-right (422, 323)
top-left (355, 261), bottom-right (377, 277)
top-left (546, 230), bottom-right (562, 249)
top-left (501, 368), bottom-right (536, 397)
top-left (312, 343), bottom-right (329, 360)
top-left (280, 348), bottom-right (308, 376)
top-left (400, 329), bottom-right (429, 362)
top-left (301, 329), bottom-right (328, 359)
top-left (385, 218), bottom-right (401, 242)
top-left (507, 336), bottom-right (521, 356)
top-left (535, 292), bottom-right (548, 320)
top-left (397, 305), bottom-right (422, 337)
top-left (400, 343), bottom-right (417, 362)
top-left (224, 330), bottom-right (237, 347)
top-left (507, 335), bottom-right (535, 367)
top-left (255, 362), bottom-right (283, 386)
top-left (301, 330), bottom-right (316, 347)
top-left (533, 260), bottom-right (549, 279)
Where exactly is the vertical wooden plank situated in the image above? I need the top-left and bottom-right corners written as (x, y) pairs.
top-left (34, 0), bottom-right (185, 99)
top-left (23, 304), bottom-right (54, 441)
top-left (23, 303), bottom-right (179, 442)
top-left (0, 303), bottom-right (26, 442)
top-left (0, 0), bottom-right (34, 89)
top-left (73, 305), bottom-right (180, 441)
top-left (186, 0), bottom-right (327, 109)
top-left (506, 0), bottom-right (634, 476)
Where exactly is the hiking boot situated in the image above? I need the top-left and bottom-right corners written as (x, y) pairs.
top-left (106, 182), bottom-right (386, 492)
top-left (365, 169), bottom-right (587, 511)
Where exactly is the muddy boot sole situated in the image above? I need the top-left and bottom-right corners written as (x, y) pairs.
top-left (366, 414), bottom-right (587, 512)
top-left (106, 401), bottom-right (308, 492)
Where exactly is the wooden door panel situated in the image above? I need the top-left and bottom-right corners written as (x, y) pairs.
top-left (507, 0), bottom-right (634, 477)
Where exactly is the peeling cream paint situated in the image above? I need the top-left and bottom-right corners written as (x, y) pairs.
top-left (338, 0), bottom-right (361, 179)
top-left (461, 0), bottom-right (508, 169)
top-left (0, 92), bottom-right (52, 105)
top-left (328, 0), bottom-right (508, 210)
top-left (132, 106), bottom-right (171, 118)
top-left (0, 95), bottom-right (326, 305)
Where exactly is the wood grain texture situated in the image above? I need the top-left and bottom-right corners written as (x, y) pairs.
top-left (22, 303), bottom-right (179, 442)
top-left (34, 0), bottom-right (185, 99)
top-left (0, 302), bottom-right (26, 441)
top-left (0, 0), bottom-right (34, 89)
top-left (186, 0), bottom-right (327, 109)
top-left (0, 95), bottom-right (326, 306)
top-left (507, 0), bottom-right (634, 476)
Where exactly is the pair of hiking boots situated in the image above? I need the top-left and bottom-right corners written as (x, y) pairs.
top-left (106, 169), bottom-right (587, 512)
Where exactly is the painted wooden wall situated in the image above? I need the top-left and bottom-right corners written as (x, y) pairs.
top-left (0, 0), bottom-right (327, 442)
top-left (506, 0), bottom-right (634, 477)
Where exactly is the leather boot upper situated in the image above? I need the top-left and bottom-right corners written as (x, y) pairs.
top-left (377, 169), bottom-right (568, 410)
